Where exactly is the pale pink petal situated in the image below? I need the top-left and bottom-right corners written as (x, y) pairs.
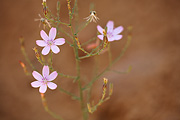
top-left (48, 71), bottom-right (58, 81)
top-left (47, 82), bottom-right (57, 90)
top-left (36, 40), bottom-right (47, 47)
top-left (31, 81), bottom-right (42, 88)
top-left (97, 35), bottom-right (104, 40)
top-left (106, 21), bottom-right (114, 33)
top-left (97, 25), bottom-right (104, 34)
top-left (113, 35), bottom-right (123, 40)
top-left (108, 37), bottom-right (115, 42)
top-left (39, 84), bottom-right (47, 93)
top-left (54, 38), bottom-right (65, 45)
top-left (51, 45), bottom-right (60, 54)
top-left (32, 71), bottom-right (43, 81)
top-left (49, 27), bottom-right (56, 40)
top-left (40, 30), bottom-right (49, 41)
top-left (42, 65), bottom-right (49, 77)
top-left (113, 26), bottom-right (124, 35)
top-left (42, 46), bottom-right (50, 55)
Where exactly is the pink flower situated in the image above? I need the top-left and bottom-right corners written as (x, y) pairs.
top-left (97, 21), bottom-right (123, 42)
top-left (31, 65), bottom-right (58, 93)
top-left (36, 27), bottom-right (65, 55)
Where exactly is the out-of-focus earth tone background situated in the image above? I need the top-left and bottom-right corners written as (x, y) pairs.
top-left (1, 0), bottom-right (180, 120)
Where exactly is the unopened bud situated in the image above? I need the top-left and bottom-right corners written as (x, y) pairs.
top-left (33, 47), bottom-right (40, 59)
top-left (87, 103), bottom-right (92, 113)
top-left (42, 0), bottom-right (48, 15)
top-left (103, 78), bottom-right (108, 90)
top-left (19, 60), bottom-right (28, 74)
top-left (75, 36), bottom-right (81, 48)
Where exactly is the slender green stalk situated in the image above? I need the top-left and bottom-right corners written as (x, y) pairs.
top-left (66, 0), bottom-right (88, 119)
top-left (57, 1), bottom-right (60, 20)
top-left (73, 0), bottom-right (79, 32)
top-left (76, 21), bottom-right (90, 34)
top-left (72, 33), bottom-right (88, 120)
top-left (72, 34), bottom-right (88, 120)
top-left (79, 40), bottom-right (104, 59)
top-left (55, 20), bottom-right (70, 26)
top-left (87, 55), bottom-right (99, 104)
top-left (48, 51), bottom-right (53, 69)
top-left (81, 36), bottom-right (97, 46)
top-left (20, 40), bottom-right (36, 70)
top-left (108, 66), bottom-right (132, 74)
top-left (49, 66), bottom-right (77, 79)
top-left (45, 109), bottom-right (63, 120)
top-left (57, 85), bottom-right (80, 100)
top-left (108, 43), bottom-right (112, 66)
top-left (41, 94), bottom-right (64, 120)
top-left (83, 35), bottom-right (132, 90)
top-left (83, 67), bottom-right (107, 90)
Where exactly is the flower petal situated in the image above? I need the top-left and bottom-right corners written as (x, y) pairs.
top-left (54, 38), bottom-right (65, 45)
top-left (51, 45), bottom-right (60, 54)
top-left (108, 37), bottom-right (115, 42)
top-left (40, 30), bottom-right (49, 41)
top-left (48, 71), bottom-right (58, 81)
top-left (32, 71), bottom-right (43, 81)
top-left (113, 35), bottom-right (123, 40)
top-left (47, 82), bottom-right (57, 90)
top-left (106, 21), bottom-right (114, 33)
top-left (42, 46), bottom-right (50, 55)
top-left (97, 25), bottom-right (104, 34)
top-left (36, 40), bottom-right (47, 47)
top-left (42, 65), bottom-right (49, 77)
top-left (113, 26), bottom-right (124, 35)
top-left (49, 27), bottom-right (56, 40)
top-left (39, 84), bottom-right (47, 93)
top-left (97, 35), bottom-right (104, 40)
top-left (31, 81), bottom-right (42, 88)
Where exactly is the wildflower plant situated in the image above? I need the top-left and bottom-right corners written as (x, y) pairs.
top-left (19, 0), bottom-right (132, 120)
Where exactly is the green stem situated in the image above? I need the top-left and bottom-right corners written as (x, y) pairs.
top-left (41, 94), bottom-right (64, 120)
top-left (49, 66), bottom-right (77, 79)
top-left (108, 43), bottom-right (112, 66)
top-left (79, 40), bottom-right (104, 59)
top-left (57, 1), bottom-right (60, 20)
top-left (67, 0), bottom-right (88, 117)
top-left (48, 51), bottom-right (53, 68)
top-left (73, 33), bottom-right (88, 120)
top-left (76, 21), bottom-right (90, 34)
top-left (81, 36), bottom-right (97, 46)
top-left (57, 85), bottom-right (80, 100)
top-left (20, 46), bottom-right (36, 70)
top-left (73, 0), bottom-right (78, 32)
top-left (46, 109), bottom-right (63, 120)
top-left (83, 35), bottom-right (132, 90)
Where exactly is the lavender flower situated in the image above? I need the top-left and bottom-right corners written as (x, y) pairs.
top-left (31, 65), bottom-right (58, 93)
top-left (36, 27), bottom-right (65, 55)
top-left (97, 21), bottom-right (123, 42)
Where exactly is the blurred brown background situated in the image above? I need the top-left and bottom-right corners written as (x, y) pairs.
top-left (1, 0), bottom-right (180, 120)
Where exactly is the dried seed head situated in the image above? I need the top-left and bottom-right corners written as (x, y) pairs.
top-left (84, 11), bottom-right (99, 23)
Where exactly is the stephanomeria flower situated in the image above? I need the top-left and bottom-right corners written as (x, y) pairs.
top-left (97, 21), bottom-right (123, 42)
top-left (36, 27), bottom-right (65, 55)
top-left (31, 65), bottom-right (58, 93)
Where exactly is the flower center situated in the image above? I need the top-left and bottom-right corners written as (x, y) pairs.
top-left (47, 40), bottom-right (54, 46)
top-left (107, 32), bottom-right (113, 38)
top-left (42, 77), bottom-right (48, 85)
